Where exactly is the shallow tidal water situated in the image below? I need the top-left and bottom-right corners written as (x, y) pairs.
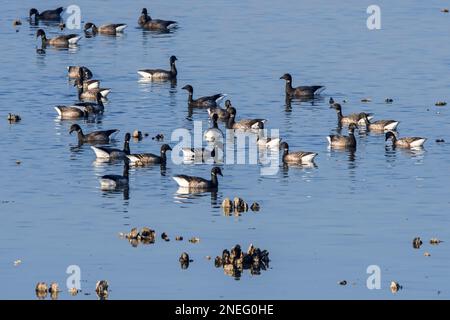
top-left (1, 0), bottom-right (450, 299)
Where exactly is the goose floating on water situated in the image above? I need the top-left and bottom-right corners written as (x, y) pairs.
top-left (100, 162), bottom-right (129, 190)
top-left (29, 7), bottom-right (63, 21)
top-left (138, 8), bottom-right (177, 31)
top-left (182, 85), bottom-right (226, 108)
top-left (36, 29), bottom-right (81, 47)
top-left (68, 66), bottom-right (92, 79)
top-left (226, 107), bottom-right (266, 130)
top-left (173, 167), bottom-right (223, 190)
top-left (127, 144), bottom-right (172, 166)
top-left (137, 56), bottom-right (177, 80)
top-left (69, 124), bottom-right (119, 144)
top-left (207, 100), bottom-right (232, 120)
top-left (280, 142), bottom-right (317, 164)
top-left (280, 73), bottom-right (325, 98)
top-left (385, 131), bottom-right (426, 149)
top-left (181, 148), bottom-right (215, 162)
top-left (327, 124), bottom-right (358, 148)
top-left (360, 114), bottom-right (399, 132)
top-left (91, 133), bottom-right (131, 160)
top-left (204, 114), bottom-right (223, 143)
top-left (54, 92), bottom-right (104, 119)
top-left (330, 102), bottom-right (373, 126)
top-left (84, 22), bottom-right (127, 35)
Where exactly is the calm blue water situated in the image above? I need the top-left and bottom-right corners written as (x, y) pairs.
top-left (1, 0), bottom-right (450, 299)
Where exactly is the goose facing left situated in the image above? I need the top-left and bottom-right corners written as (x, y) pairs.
top-left (69, 124), bottom-right (119, 144)
top-left (280, 73), bottom-right (325, 98)
top-left (36, 29), bottom-right (81, 47)
top-left (173, 167), bottom-right (223, 190)
top-left (327, 124), bottom-right (358, 148)
top-left (91, 133), bottom-right (131, 160)
top-left (84, 22), bottom-right (127, 35)
top-left (280, 142), bottom-right (317, 163)
top-left (182, 85), bottom-right (226, 108)
top-left (29, 7), bottom-right (63, 21)
top-left (385, 131), bottom-right (426, 149)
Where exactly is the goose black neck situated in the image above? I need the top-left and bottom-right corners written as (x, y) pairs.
top-left (124, 141), bottom-right (130, 155)
top-left (226, 116), bottom-right (235, 129)
top-left (282, 149), bottom-right (289, 162)
top-left (187, 92), bottom-right (193, 103)
top-left (160, 151), bottom-right (167, 164)
top-left (336, 109), bottom-right (343, 121)
top-left (77, 130), bottom-right (85, 142)
top-left (77, 86), bottom-right (83, 99)
top-left (285, 81), bottom-right (294, 95)
top-left (171, 62), bottom-right (177, 77)
top-left (211, 172), bottom-right (219, 187)
top-left (92, 25), bottom-right (98, 33)
top-left (212, 118), bottom-right (218, 129)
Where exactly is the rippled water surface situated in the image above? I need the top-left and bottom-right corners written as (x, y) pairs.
top-left (1, 0), bottom-right (450, 299)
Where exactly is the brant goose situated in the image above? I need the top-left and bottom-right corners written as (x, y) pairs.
top-left (181, 148), bottom-right (215, 162)
top-left (257, 136), bottom-right (282, 149)
top-left (36, 29), bottom-right (81, 47)
top-left (126, 144), bottom-right (172, 166)
top-left (330, 103), bottom-right (373, 125)
top-left (204, 114), bottom-right (223, 142)
top-left (137, 56), bottom-right (177, 80)
top-left (207, 100), bottom-right (232, 120)
top-left (75, 82), bottom-right (110, 100)
top-left (385, 131), bottom-right (426, 148)
top-left (29, 7), bottom-right (63, 21)
top-left (84, 22), bottom-right (127, 35)
top-left (226, 107), bottom-right (266, 130)
top-left (68, 66), bottom-right (92, 79)
top-left (100, 162), bottom-right (129, 190)
top-left (182, 85), bottom-right (226, 108)
top-left (91, 133), bottom-right (131, 160)
top-left (280, 142), bottom-right (318, 163)
top-left (54, 92), bottom-right (104, 119)
top-left (173, 167), bottom-right (223, 190)
top-left (138, 8), bottom-right (176, 31)
top-left (69, 124), bottom-right (119, 144)
top-left (360, 114), bottom-right (399, 132)
top-left (280, 73), bottom-right (324, 97)
top-left (327, 124), bottom-right (358, 148)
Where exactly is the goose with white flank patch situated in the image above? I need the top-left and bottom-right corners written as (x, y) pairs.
top-left (207, 100), bottom-right (232, 120)
top-left (69, 124), bottom-right (119, 144)
top-left (327, 124), bottom-right (358, 148)
top-left (84, 22), bottom-right (127, 35)
top-left (204, 114), bottom-right (223, 143)
top-left (280, 142), bottom-right (317, 164)
top-left (257, 136), bottom-right (282, 149)
top-left (36, 29), bottom-right (81, 47)
top-left (182, 85), bottom-right (226, 108)
top-left (138, 56), bottom-right (177, 80)
top-left (100, 162), bottom-right (129, 190)
top-left (280, 73), bottom-right (325, 98)
top-left (29, 7), bottom-right (63, 21)
top-left (385, 131), bottom-right (426, 149)
top-left (330, 102), bottom-right (374, 126)
top-left (226, 107), bottom-right (266, 130)
top-left (138, 8), bottom-right (177, 31)
top-left (181, 148), bottom-right (215, 162)
top-left (54, 92), bottom-right (104, 119)
top-left (173, 167), bottom-right (223, 190)
top-left (127, 144), bottom-right (172, 166)
top-left (360, 113), bottom-right (399, 132)
top-left (91, 133), bottom-right (131, 160)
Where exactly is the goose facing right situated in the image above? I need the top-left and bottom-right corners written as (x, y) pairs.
top-left (91, 133), bottom-right (131, 160)
top-left (173, 167), bottom-right (223, 190)
top-left (69, 124), bottom-right (119, 144)
top-left (182, 85), bottom-right (226, 108)
top-left (127, 144), bottom-right (172, 166)
top-left (36, 29), bottom-right (81, 47)
top-left (138, 56), bottom-right (177, 80)
top-left (385, 131), bottom-right (426, 148)
top-left (100, 162), bottom-right (129, 190)
top-left (204, 114), bottom-right (223, 142)
top-left (327, 124), bottom-right (357, 148)
top-left (29, 7), bottom-right (63, 21)
top-left (280, 73), bottom-right (325, 98)
top-left (280, 142), bottom-right (318, 163)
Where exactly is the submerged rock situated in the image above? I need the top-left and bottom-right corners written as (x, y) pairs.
top-left (35, 282), bottom-right (48, 299)
top-left (390, 281), bottom-right (402, 294)
top-left (7, 113), bottom-right (21, 122)
top-left (430, 238), bottom-right (443, 245)
top-left (189, 237), bottom-right (200, 244)
top-left (133, 130), bottom-right (143, 140)
top-left (250, 202), bottom-right (260, 211)
top-left (435, 101), bottom-right (447, 106)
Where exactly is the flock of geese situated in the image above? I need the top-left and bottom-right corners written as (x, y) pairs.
top-left (29, 6), bottom-right (427, 193)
